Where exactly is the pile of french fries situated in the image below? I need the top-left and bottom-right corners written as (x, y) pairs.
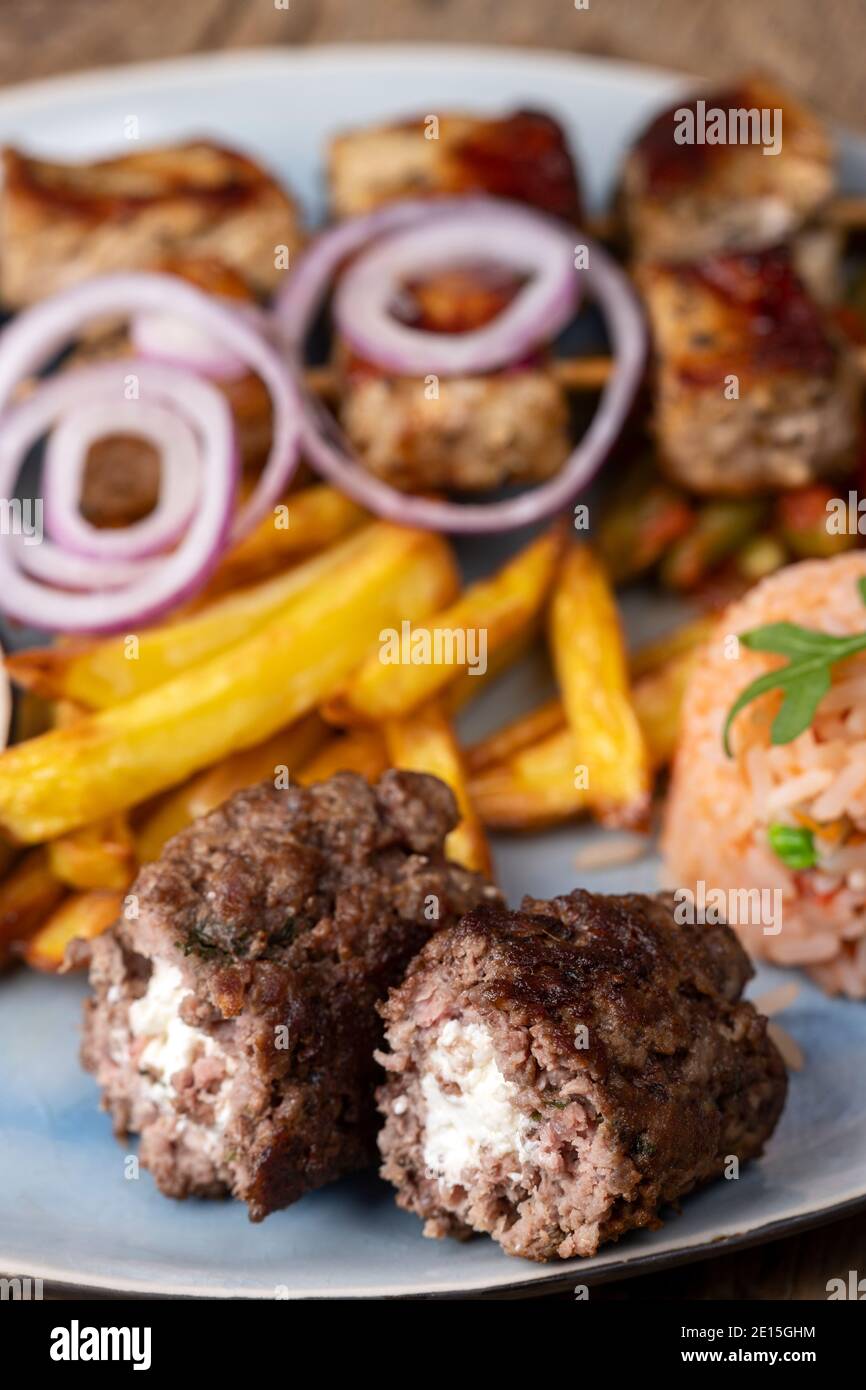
top-left (0, 482), bottom-right (710, 974)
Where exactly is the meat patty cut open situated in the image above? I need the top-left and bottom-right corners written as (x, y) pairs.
top-left (82, 770), bottom-right (495, 1220)
top-left (376, 891), bottom-right (787, 1261)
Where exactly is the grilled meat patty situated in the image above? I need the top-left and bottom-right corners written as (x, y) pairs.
top-left (82, 771), bottom-right (496, 1221)
top-left (376, 891), bottom-right (787, 1261)
top-left (642, 246), bottom-right (862, 495)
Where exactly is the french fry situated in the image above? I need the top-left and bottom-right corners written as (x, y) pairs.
top-left (466, 613), bottom-right (710, 787)
top-left (0, 524), bottom-right (458, 844)
top-left (470, 728), bottom-right (587, 830)
top-left (49, 814), bottom-right (137, 890)
top-left (465, 698), bottom-right (564, 775)
top-left (445, 619), bottom-right (542, 715)
top-left (629, 615), bottom-right (715, 678)
top-left (467, 645), bottom-right (697, 830)
top-left (384, 701), bottom-right (493, 878)
top-left (23, 890), bottom-right (124, 973)
top-left (7, 522), bottom-right (380, 710)
top-left (0, 848), bottom-right (64, 967)
top-left (137, 712), bottom-right (329, 862)
top-left (201, 484), bottom-right (368, 596)
top-left (631, 647), bottom-right (701, 771)
top-left (324, 527), bottom-right (563, 726)
top-left (297, 727), bottom-right (388, 787)
top-left (549, 545), bottom-right (651, 827)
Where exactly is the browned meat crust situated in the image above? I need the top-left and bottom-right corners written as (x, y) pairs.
top-left (376, 890), bottom-right (787, 1261)
top-left (337, 262), bottom-right (570, 494)
top-left (642, 247), bottom-right (862, 494)
top-left (1, 140), bottom-right (304, 307)
top-left (619, 77), bottom-right (835, 294)
top-left (81, 771), bottom-right (496, 1221)
top-left (329, 109), bottom-right (582, 222)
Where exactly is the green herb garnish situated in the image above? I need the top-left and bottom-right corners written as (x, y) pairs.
top-left (723, 577), bottom-right (866, 756)
top-left (768, 823), bottom-right (817, 870)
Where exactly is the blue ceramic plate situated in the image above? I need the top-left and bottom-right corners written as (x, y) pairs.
top-left (0, 45), bottom-right (865, 1298)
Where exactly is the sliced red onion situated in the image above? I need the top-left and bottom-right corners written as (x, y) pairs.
top-left (277, 204), bottom-right (646, 534)
top-left (332, 205), bottom-right (580, 376)
top-left (0, 362), bottom-right (238, 633)
top-left (0, 273), bottom-right (302, 543)
top-left (18, 542), bottom-right (148, 592)
top-left (43, 398), bottom-right (200, 560)
top-left (130, 311), bottom-right (247, 382)
top-left (130, 300), bottom-right (269, 383)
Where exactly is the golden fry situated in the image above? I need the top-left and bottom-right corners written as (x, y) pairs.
top-left (49, 814), bottom-right (137, 891)
top-left (137, 713), bottom-right (328, 862)
top-left (325, 527), bottom-right (563, 726)
top-left (297, 727), bottom-right (388, 786)
top-left (629, 615), bottom-right (715, 678)
top-left (202, 484), bottom-right (368, 597)
top-left (0, 524), bottom-right (458, 843)
top-left (445, 620), bottom-right (542, 715)
top-left (549, 545), bottom-right (650, 827)
top-left (465, 698), bottom-right (564, 775)
top-left (7, 523), bottom-right (379, 709)
top-left (0, 848), bottom-right (64, 967)
top-left (631, 647), bottom-right (700, 771)
top-left (384, 701), bottom-right (493, 878)
top-left (470, 728), bottom-right (587, 831)
top-left (23, 890), bottom-right (124, 973)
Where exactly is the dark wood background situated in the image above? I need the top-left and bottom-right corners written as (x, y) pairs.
top-left (4, 0), bottom-right (864, 1301)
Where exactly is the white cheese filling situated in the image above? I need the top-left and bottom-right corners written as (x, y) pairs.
top-left (421, 1019), bottom-right (533, 1184)
top-left (129, 960), bottom-right (218, 1093)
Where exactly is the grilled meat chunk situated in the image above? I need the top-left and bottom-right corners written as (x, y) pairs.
top-left (336, 261), bottom-right (570, 493)
top-left (328, 108), bottom-right (582, 222)
top-left (1, 140), bottom-right (304, 307)
top-left (82, 771), bottom-right (496, 1221)
top-left (377, 891), bottom-right (787, 1261)
top-left (619, 78), bottom-right (837, 300)
top-left (642, 247), bottom-right (861, 495)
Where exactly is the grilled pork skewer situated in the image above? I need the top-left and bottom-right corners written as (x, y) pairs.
top-left (326, 110), bottom-right (583, 493)
top-left (1, 141), bottom-right (305, 308)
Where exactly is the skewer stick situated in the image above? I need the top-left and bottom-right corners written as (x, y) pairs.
top-left (303, 346), bottom-right (866, 399)
top-left (551, 355), bottom-right (614, 391)
top-left (826, 195), bottom-right (866, 231)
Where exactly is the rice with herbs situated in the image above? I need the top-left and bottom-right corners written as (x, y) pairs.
top-left (662, 552), bottom-right (866, 998)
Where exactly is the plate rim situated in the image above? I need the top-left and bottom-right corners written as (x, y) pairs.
top-left (0, 40), bottom-right (861, 1302)
top-left (0, 42), bottom-right (687, 119)
top-left (5, 1190), bottom-right (866, 1300)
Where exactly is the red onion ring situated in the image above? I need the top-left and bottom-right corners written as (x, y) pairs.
top-left (332, 204), bottom-right (580, 376)
top-left (276, 202), bottom-right (646, 534)
top-left (130, 301), bottom-right (269, 383)
top-left (43, 398), bottom-right (200, 560)
top-left (0, 363), bottom-right (239, 633)
top-left (0, 273), bottom-right (302, 544)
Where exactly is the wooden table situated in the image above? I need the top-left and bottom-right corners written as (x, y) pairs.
top-left (5, 0), bottom-right (865, 1301)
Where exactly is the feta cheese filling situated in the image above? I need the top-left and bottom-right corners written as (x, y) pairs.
top-left (129, 960), bottom-right (218, 1093)
top-left (421, 1019), bottom-right (533, 1184)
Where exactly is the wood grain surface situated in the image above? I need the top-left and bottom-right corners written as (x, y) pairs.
top-left (0, 0), bottom-right (864, 130)
top-left (5, 0), bottom-right (865, 1302)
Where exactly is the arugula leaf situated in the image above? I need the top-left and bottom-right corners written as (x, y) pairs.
top-left (723, 580), bottom-right (866, 756)
top-left (768, 823), bottom-right (817, 870)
